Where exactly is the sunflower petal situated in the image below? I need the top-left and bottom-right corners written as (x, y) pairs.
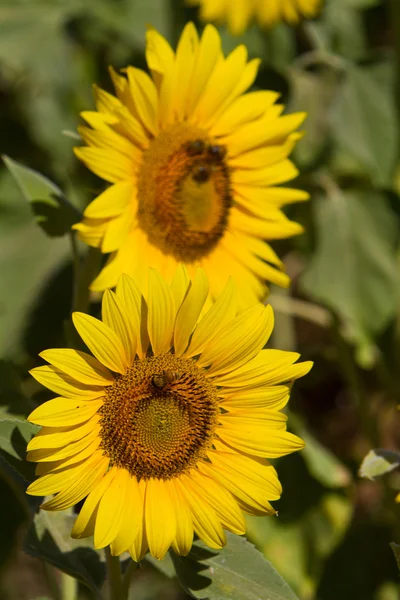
top-left (72, 312), bottom-right (128, 374)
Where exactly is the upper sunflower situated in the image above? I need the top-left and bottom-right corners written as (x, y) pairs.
top-left (74, 23), bottom-right (308, 306)
top-left (187, 0), bottom-right (322, 35)
top-left (26, 267), bottom-right (312, 561)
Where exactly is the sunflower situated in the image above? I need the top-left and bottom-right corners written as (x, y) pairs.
top-left (73, 23), bottom-right (308, 307)
top-left (27, 268), bottom-right (311, 560)
top-left (188, 0), bottom-right (322, 35)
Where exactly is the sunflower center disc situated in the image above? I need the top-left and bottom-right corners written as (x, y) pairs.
top-left (99, 354), bottom-right (219, 479)
top-left (137, 123), bottom-right (232, 262)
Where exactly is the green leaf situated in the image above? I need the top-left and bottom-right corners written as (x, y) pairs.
top-left (0, 170), bottom-right (69, 358)
top-left (3, 155), bottom-right (81, 236)
top-left (329, 65), bottom-right (398, 186)
top-left (359, 449), bottom-right (400, 480)
top-left (25, 511), bottom-right (105, 596)
top-left (171, 532), bottom-right (299, 600)
top-left (288, 69), bottom-right (331, 170)
top-left (301, 189), bottom-right (400, 351)
top-left (0, 418), bottom-right (39, 482)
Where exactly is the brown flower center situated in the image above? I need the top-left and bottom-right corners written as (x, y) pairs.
top-left (99, 354), bottom-right (219, 479)
top-left (137, 123), bottom-right (232, 262)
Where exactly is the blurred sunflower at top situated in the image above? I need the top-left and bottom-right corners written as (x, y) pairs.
top-left (74, 22), bottom-right (308, 306)
top-left (188, 0), bottom-right (322, 35)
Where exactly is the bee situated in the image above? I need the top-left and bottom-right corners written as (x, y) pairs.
top-left (151, 370), bottom-right (181, 390)
top-left (186, 139), bottom-right (206, 155)
top-left (207, 144), bottom-right (227, 161)
top-left (192, 164), bottom-right (211, 183)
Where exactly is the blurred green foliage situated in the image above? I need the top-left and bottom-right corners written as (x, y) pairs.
top-left (1, 0), bottom-right (400, 598)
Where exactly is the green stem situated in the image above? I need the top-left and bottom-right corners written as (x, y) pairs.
top-left (121, 560), bottom-right (138, 600)
top-left (73, 245), bottom-right (102, 314)
top-left (105, 547), bottom-right (122, 600)
top-left (61, 572), bottom-right (78, 600)
top-left (68, 230), bottom-right (80, 312)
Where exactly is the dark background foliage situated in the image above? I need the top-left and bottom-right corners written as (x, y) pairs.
top-left (1, 0), bottom-right (400, 598)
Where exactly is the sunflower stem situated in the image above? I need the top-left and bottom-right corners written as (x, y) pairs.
top-left (61, 572), bottom-right (78, 600)
top-left (105, 547), bottom-right (122, 600)
top-left (68, 230), bottom-right (80, 311)
top-left (121, 560), bottom-right (138, 600)
top-left (72, 245), bottom-right (102, 314)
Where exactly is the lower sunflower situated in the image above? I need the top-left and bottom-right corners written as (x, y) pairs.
top-left (188, 0), bottom-right (322, 34)
top-left (27, 268), bottom-right (312, 561)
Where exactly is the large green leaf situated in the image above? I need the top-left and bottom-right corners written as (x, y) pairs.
top-left (3, 156), bottom-right (81, 237)
top-left (329, 65), bottom-right (397, 186)
top-left (171, 532), bottom-right (299, 600)
top-left (0, 170), bottom-right (69, 358)
top-left (301, 189), bottom-right (399, 353)
top-left (25, 510), bottom-right (105, 597)
top-left (0, 418), bottom-right (39, 481)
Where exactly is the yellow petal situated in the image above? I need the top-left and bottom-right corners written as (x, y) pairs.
top-left (115, 273), bottom-right (143, 358)
top-left (218, 424), bottom-right (304, 459)
top-left (221, 386), bottom-right (289, 409)
top-left (110, 475), bottom-right (142, 555)
top-left (196, 304), bottom-right (263, 370)
top-left (41, 452), bottom-right (109, 511)
top-left (72, 312), bottom-right (128, 374)
top-left (126, 67), bottom-right (158, 136)
top-left (216, 350), bottom-right (312, 387)
top-left (101, 211), bottom-right (133, 253)
top-left (187, 24), bottom-right (221, 114)
top-left (168, 480), bottom-right (193, 556)
top-left (74, 147), bottom-right (134, 183)
top-left (72, 468), bottom-right (116, 538)
top-left (145, 478), bottom-right (176, 559)
top-left (28, 398), bottom-right (103, 427)
top-left (146, 26), bottom-right (175, 81)
top-left (147, 269), bottom-right (175, 355)
top-left (27, 458), bottom-right (90, 496)
top-left (83, 181), bottom-right (135, 219)
top-left (94, 467), bottom-right (127, 548)
top-left (30, 365), bottom-right (105, 399)
top-left (78, 124), bottom-right (138, 160)
top-left (189, 469), bottom-right (245, 534)
top-left (176, 475), bottom-right (226, 550)
top-left (207, 304), bottom-right (274, 376)
top-left (39, 349), bottom-right (114, 386)
top-left (174, 268), bottom-right (209, 356)
top-left (129, 480), bottom-right (148, 562)
top-left (35, 437), bottom-right (101, 474)
top-left (173, 22), bottom-right (199, 119)
top-left (27, 424), bottom-right (101, 463)
top-left (27, 416), bottom-right (99, 451)
top-left (170, 265), bottom-right (190, 313)
top-left (210, 90), bottom-right (278, 137)
top-left (199, 457), bottom-right (277, 514)
top-left (102, 289), bottom-right (136, 365)
top-left (185, 278), bottom-right (237, 358)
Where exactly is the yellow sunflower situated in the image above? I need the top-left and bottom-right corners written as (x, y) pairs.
top-left (73, 23), bottom-right (308, 307)
top-left (27, 268), bottom-right (311, 560)
top-left (188, 0), bottom-right (322, 35)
